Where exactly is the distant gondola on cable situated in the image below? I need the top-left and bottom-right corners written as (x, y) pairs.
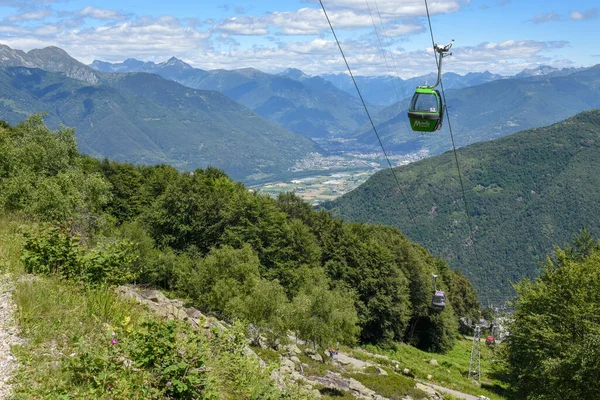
top-left (431, 274), bottom-right (446, 312)
top-left (408, 40), bottom-right (454, 133)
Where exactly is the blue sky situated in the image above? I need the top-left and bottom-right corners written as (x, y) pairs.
top-left (0, 0), bottom-right (597, 77)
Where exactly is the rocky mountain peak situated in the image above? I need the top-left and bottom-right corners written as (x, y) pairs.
top-left (0, 44), bottom-right (100, 84)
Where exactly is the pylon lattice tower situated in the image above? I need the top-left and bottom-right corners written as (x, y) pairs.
top-left (468, 325), bottom-right (481, 382)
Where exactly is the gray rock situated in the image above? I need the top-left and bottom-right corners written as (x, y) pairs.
top-left (375, 366), bottom-right (388, 375)
top-left (283, 343), bottom-right (302, 355)
top-left (185, 307), bottom-right (204, 319)
top-left (429, 359), bottom-right (439, 367)
top-left (281, 358), bottom-right (296, 372)
top-left (139, 288), bottom-right (168, 303)
top-left (304, 347), bottom-right (317, 356)
top-left (415, 383), bottom-right (439, 398)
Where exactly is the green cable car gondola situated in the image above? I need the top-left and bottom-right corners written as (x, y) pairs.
top-left (408, 40), bottom-right (453, 133)
top-left (408, 87), bottom-right (443, 132)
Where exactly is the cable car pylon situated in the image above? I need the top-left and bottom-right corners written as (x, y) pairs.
top-left (468, 324), bottom-right (482, 382)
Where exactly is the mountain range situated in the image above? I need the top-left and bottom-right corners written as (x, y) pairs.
top-left (91, 55), bottom-right (599, 160)
top-left (325, 109), bottom-right (600, 301)
top-left (91, 58), bottom-right (372, 138)
top-left (321, 70), bottom-right (504, 106)
top-left (351, 64), bottom-right (600, 155)
top-left (0, 45), bottom-right (320, 182)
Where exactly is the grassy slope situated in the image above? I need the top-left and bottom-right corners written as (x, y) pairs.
top-left (356, 340), bottom-right (508, 400)
top-left (0, 214), bottom-right (508, 400)
top-left (327, 109), bottom-right (600, 300)
top-left (0, 216), bottom-right (314, 399)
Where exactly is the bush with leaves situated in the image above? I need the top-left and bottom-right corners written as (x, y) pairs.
top-left (289, 269), bottom-right (359, 351)
top-left (22, 224), bottom-right (139, 285)
top-left (0, 114), bottom-right (111, 228)
top-left (68, 317), bottom-right (215, 399)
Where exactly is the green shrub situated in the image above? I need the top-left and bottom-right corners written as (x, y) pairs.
top-left (21, 224), bottom-right (138, 285)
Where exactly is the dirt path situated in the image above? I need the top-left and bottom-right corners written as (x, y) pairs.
top-left (0, 276), bottom-right (22, 399)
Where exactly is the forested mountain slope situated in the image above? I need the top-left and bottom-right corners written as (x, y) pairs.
top-left (326, 109), bottom-right (600, 300)
top-left (91, 57), bottom-right (371, 138)
top-left (0, 66), bottom-right (320, 182)
top-left (0, 115), bottom-right (480, 354)
top-left (353, 65), bottom-right (600, 155)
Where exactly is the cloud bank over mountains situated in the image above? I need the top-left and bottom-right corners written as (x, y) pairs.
top-left (0, 0), bottom-right (592, 77)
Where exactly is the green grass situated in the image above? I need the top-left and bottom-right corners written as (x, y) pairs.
top-left (297, 353), bottom-right (338, 377)
top-left (252, 346), bottom-right (282, 366)
top-left (10, 277), bottom-right (158, 399)
top-left (357, 339), bottom-right (508, 400)
top-left (343, 367), bottom-right (427, 400)
top-left (0, 214), bottom-right (33, 275)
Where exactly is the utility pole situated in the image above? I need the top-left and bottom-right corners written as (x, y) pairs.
top-left (468, 325), bottom-right (481, 382)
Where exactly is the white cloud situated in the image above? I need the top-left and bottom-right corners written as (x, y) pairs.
top-left (5, 8), bottom-right (52, 22)
top-left (212, 0), bottom-right (462, 37)
top-left (384, 23), bottom-right (425, 37)
top-left (217, 16), bottom-right (268, 35)
top-left (569, 8), bottom-right (598, 21)
top-left (77, 6), bottom-right (129, 21)
top-left (529, 12), bottom-right (560, 24)
top-left (0, 0), bottom-right (578, 77)
top-left (0, 16), bottom-right (211, 63)
top-left (307, 0), bottom-right (461, 17)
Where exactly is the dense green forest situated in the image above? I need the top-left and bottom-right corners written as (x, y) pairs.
top-left (326, 109), bottom-right (600, 301)
top-left (0, 114), bottom-right (480, 353)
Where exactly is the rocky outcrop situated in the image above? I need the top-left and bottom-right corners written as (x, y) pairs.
top-left (304, 370), bottom-right (389, 400)
top-left (415, 383), bottom-right (444, 400)
top-left (116, 285), bottom-right (446, 400)
top-left (0, 44), bottom-right (100, 84)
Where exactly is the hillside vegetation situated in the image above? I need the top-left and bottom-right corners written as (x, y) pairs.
top-left (0, 115), bottom-right (480, 354)
top-left (326, 109), bottom-right (600, 300)
top-left (502, 230), bottom-right (600, 399)
top-left (0, 216), bottom-right (316, 399)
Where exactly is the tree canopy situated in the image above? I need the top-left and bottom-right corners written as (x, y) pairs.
top-left (505, 230), bottom-right (600, 399)
top-left (0, 115), bottom-right (481, 353)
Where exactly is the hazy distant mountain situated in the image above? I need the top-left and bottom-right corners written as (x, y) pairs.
top-left (0, 44), bottom-right (100, 83)
top-left (91, 58), bottom-right (371, 138)
top-left (321, 65), bottom-right (586, 107)
top-left (320, 71), bottom-right (505, 106)
top-left (514, 65), bottom-right (585, 79)
top-left (0, 65), bottom-right (321, 182)
top-left (326, 109), bottom-right (600, 298)
top-left (351, 64), bottom-right (600, 155)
